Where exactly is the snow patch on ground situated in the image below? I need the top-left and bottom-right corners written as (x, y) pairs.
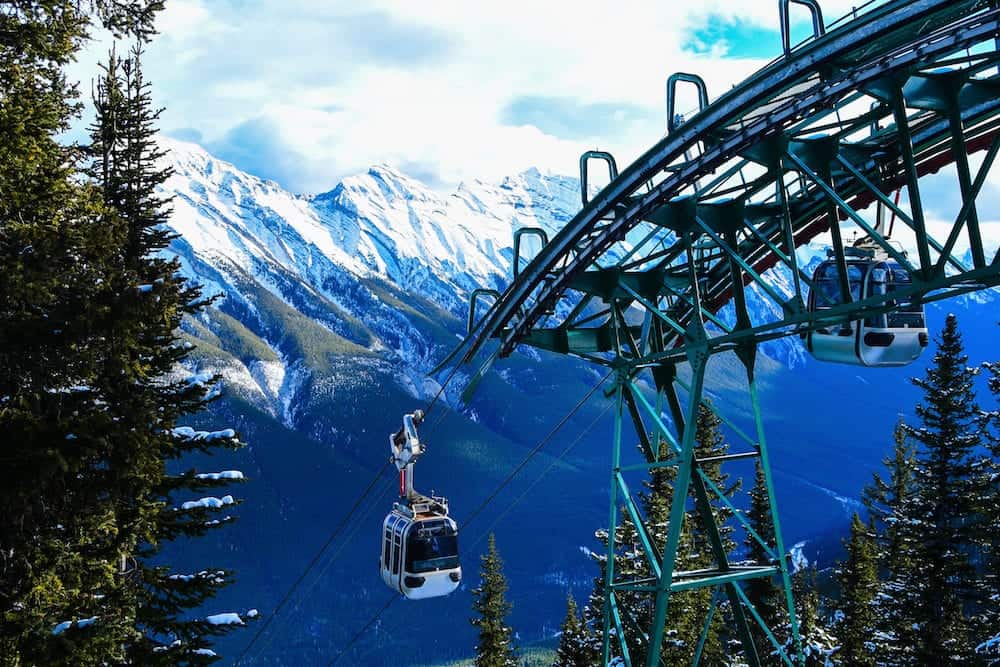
top-left (204, 357), bottom-right (270, 409)
top-left (173, 427), bottom-right (236, 442)
top-left (278, 362), bottom-right (310, 429)
top-left (790, 541), bottom-right (809, 572)
top-left (250, 358), bottom-right (286, 407)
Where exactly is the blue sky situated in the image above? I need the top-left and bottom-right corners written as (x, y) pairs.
top-left (70, 1), bottom-right (870, 194)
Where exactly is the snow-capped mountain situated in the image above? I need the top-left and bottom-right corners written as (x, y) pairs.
top-left (164, 136), bottom-right (579, 315)
top-left (160, 134), bottom-right (1000, 439)
top-left (161, 137), bottom-right (597, 422)
top-left (161, 137), bottom-right (831, 416)
top-left (160, 138), bottom-right (998, 665)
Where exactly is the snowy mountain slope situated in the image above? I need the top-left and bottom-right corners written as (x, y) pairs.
top-left (157, 138), bottom-right (1000, 665)
top-left (164, 137), bottom-right (581, 316)
top-left (160, 134), bottom-right (999, 449)
top-left (162, 136), bottom-right (820, 403)
top-left (160, 138), bottom-right (605, 425)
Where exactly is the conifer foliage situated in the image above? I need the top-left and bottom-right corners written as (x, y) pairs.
top-left (471, 534), bottom-right (518, 667)
top-left (87, 45), bottom-right (247, 662)
top-left (861, 421), bottom-right (920, 663)
top-left (743, 461), bottom-right (785, 663)
top-left (788, 565), bottom-right (837, 666)
top-left (899, 314), bottom-right (982, 663)
top-left (835, 514), bottom-right (879, 667)
top-left (977, 323), bottom-right (1000, 664)
top-left (579, 405), bottom-right (741, 665)
top-left (1, 10), bottom-right (119, 664)
top-left (554, 593), bottom-right (589, 667)
top-left (849, 314), bottom-right (996, 665)
top-left (1, 2), bottom-right (247, 664)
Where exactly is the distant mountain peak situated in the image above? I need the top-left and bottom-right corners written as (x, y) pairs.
top-left (156, 137), bottom-right (588, 324)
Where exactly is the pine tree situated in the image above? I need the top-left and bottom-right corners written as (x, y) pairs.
top-left (835, 514), bottom-right (879, 666)
top-left (0, 3), bottom-right (155, 661)
top-left (976, 326), bottom-right (1000, 664)
top-left (861, 419), bottom-right (920, 664)
top-left (789, 565), bottom-right (837, 666)
top-left (580, 405), bottom-right (740, 665)
top-left (554, 593), bottom-right (589, 667)
top-left (578, 554), bottom-right (607, 664)
top-left (902, 314), bottom-right (982, 664)
top-left (743, 460), bottom-right (784, 664)
top-left (471, 534), bottom-right (518, 667)
top-left (656, 405), bottom-right (739, 666)
top-left (1, 3), bottom-right (244, 663)
top-left (86, 45), bottom-right (248, 661)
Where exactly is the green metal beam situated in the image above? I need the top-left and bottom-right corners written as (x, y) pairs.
top-left (784, 150), bottom-right (915, 273)
top-left (602, 383), bottom-right (626, 666)
top-left (890, 87), bottom-right (934, 277)
top-left (669, 566), bottom-right (781, 592)
top-left (644, 356), bottom-right (706, 667)
top-left (835, 154), bottom-right (969, 274)
top-left (936, 127), bottom-right (1000, 273)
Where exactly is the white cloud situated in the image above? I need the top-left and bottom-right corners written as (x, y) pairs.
top-left (66, 1), bottom-right (892, 193)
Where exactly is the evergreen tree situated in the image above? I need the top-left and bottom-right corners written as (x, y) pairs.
top-left (743, 460), bottom-right (784, 664)
top-left (0, 2), bottom-right (156, 661)
top-left (654, 405), bottom-right (738, 666)
top-left (788, 565), bottom-right (837, 666)
top-left (1, 3), bottom-right (245, 663)
top-left (86, 45), bottom-right (247, 661)
top-left (554, 593), bottom-right (588, 667)
top-left (580, 405), bottom-right (740, 665)
top-left (578, 553), bottom-right (607, 664)
top-left (835, 514), bottom-right (879, 667)
top-left (471, 534), bottom-right (518, 667)
top-left (862, 420), bottom-right (920, 664)
top-left (902, 314), bottom-right (982, 664)
top-left (976, 327), bottom-right (1000, 664)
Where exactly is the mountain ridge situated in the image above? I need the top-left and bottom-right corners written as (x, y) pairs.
top-left (156, 136), bottom-right (1000, 664)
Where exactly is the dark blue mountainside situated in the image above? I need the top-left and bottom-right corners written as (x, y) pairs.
top-left (157, 138), bottom-right (999, 665)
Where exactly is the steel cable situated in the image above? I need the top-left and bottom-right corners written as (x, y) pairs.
top-left (233, 460), bottom-right (392, 665)
top-left (328, 371), bottom-right (613, 665)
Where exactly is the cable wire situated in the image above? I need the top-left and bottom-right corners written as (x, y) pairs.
top-left (328, 593), bottom-right (398, 666)
top-left (459, 371), bottom-right (612, 532)
top-left (233, 460), bottom-right (391, 666)
top-left (422, 290), bottom-right (506, 419)
top-left (327, 371), bottom-right (613, 665)
top-left (466, 399), bottom-right (613, 553)
top-left (241, 473), bottom-right (396, 664)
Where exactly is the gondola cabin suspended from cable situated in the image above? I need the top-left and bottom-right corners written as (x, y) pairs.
top-left (380, 410), bottom-right (461, 600)
top-left (805, 245), bottom-right (928, 367)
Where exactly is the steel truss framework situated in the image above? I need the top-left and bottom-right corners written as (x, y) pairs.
top-left (452, 1), bottom-right (1000, 665)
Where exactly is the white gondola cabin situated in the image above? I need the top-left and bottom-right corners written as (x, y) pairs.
top-left (380, 498), bottom-right (461, 600)
top-left (805, 249), bottom-right (928, 367)
top-left (380, 410), bottom-right (461, 600)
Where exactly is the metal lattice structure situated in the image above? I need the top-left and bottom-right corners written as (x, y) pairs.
top-left (455, 1), bottom-right (1000, 665)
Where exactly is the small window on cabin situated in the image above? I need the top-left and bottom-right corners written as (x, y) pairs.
top-left (864, 267), bottom-right (888, 327)
top-left (405, 521), bottom-right (460, 573)
top-left (813, 263), bottom-right (863, 308)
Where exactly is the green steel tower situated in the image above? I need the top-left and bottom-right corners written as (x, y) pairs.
top-left (449, 1), bottom-right (1000, 664)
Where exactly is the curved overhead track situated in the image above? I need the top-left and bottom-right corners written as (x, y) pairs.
top-left (462, 0), bottom-right (1000, 367)
top-left (450, 3), bottom-right (1000, 664)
